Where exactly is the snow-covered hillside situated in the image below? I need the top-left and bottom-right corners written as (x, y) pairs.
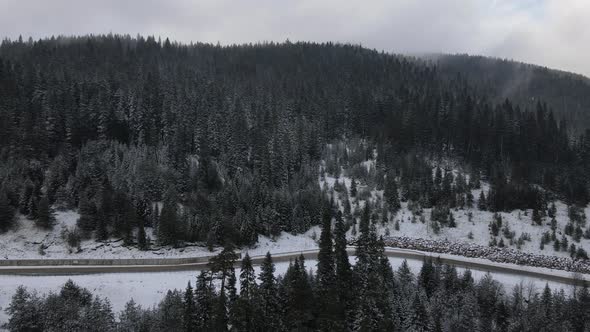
top-left (0, 210), bottom-right (322, 260)
top-left (320, 159), bottom-right (590, 261)
top-left (0, 211), bottom-right (216, 260)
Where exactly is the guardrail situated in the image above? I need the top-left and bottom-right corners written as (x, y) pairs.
top-left (0, 253), bottom-right (242, 267)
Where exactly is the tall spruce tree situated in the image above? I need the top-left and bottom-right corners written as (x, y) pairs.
top-left (36, 196), bottom-right (55, 229)
top-left (0, 188), bottom-right (15, 232)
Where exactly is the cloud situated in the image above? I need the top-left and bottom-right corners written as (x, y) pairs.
top-left (0, 0), bottom-right (588, 76)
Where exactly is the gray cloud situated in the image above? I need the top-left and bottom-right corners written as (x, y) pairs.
top-left (0, 0), bottom-right (588, 76)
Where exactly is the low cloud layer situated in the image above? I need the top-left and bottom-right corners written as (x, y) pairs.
top-left (1, 0), bottom-right (588, 76)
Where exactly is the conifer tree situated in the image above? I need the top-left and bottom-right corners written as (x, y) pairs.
top-left (384, 172), bottom-right (401, 213)
top-left (334, 211), bottom-right (354, 329)
top-left (478, 190), bottom-right (487, 210)
top-left (316, 206), bottom-right (339, 330)
top-left (77, 193), bottom-right (96, 237)
top-left (234, 253), bottom-right (259, 331)
top-left (259, 252), bottom-right (281, 331)
top-left (350, 178), bottom-right (357, 198)
top-left (183, 282), bottom-right (196, 332)
top-left (195, 270), bottom-right (214, 331)
top-left (36, 196), bottom-right (55, 229)
top-left (0, 188), bottom-right (15, 232)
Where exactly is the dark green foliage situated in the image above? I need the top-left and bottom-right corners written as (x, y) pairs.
top-left (5, 286), bottom-right (43, 332)
top-left (384, 172), bottom-right (401, 213)
top-left (183, 282), bottom-right (196, 332)
top-left (36, 196), bottom-right (55, 229)
top-left (0, 188), bottom-right (15, 232)
top-left (195, 270), bottom-right (214, 330)
top-left (233, 253), bottom-right (261, 331)
top-left (6, 280), bottom-right (114, 332)
top-left (158, 290), bottom-right (184, 331)
top-left (350, 178), bottom-right (357, 198)
top-left (258, 252), bottom-right (281, 331)
top-left (281, 255), bottom-right (316, 330)
top-left (77, 193), bottom-right (96, 237)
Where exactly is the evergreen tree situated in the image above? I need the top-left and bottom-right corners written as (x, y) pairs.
top-left (234, 253), bottom-right (260, 331)
top-left (259, 252), bottom-right (281, 331)
top-left (195, 270), bottom-right (214, 331)
top-left (384, 172), bottom-right (401, 213)
top-left (404, 292), bottom-right (431, 332)
top-left (316, 207), bottom-right (339, 330)
top-left (334, 211), bottom-right (353, 328)
top-left (350, 178), bottom-right (357, 198)
top-left (478, 191), bottom-right (487, 210)
top-left (183, 282), bottom-right (196, 332)
top-left (36, 196), bottom-right (55, 229)
top-left (6, 286), bottom-right (43, 332)
top-left (0, 188), bottom-right (15, 232)
top-left (158, 188), bottom-right (179, 246)
top-left (77, 193), bottom-right (97, 237)
top-left (118, 299), bottom-right (144, 332)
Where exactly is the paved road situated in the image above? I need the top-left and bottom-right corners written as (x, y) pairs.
top-left (0, 247), bottom-right (587, 286)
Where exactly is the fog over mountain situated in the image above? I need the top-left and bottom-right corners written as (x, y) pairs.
top-left (1, 0), bottom-right (589, 77)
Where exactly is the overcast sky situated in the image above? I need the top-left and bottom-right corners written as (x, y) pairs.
top-left (1, 0), bottom-right (588, 76)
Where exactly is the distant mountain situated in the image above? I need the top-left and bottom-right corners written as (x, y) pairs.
top-left (427, 53), bottom-right (590, 131)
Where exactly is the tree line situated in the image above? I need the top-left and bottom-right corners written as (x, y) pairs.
top-left (6, 206), bottom-right (590, 331)
top-left (1, 35), bottom-right (589, 247)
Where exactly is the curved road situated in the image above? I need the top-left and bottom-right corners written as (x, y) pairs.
top-left (0, 247), bottom-right (587, 286)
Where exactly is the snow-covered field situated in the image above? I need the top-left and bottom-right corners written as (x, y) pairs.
top-left (0, 255), bottom-right (574, 326)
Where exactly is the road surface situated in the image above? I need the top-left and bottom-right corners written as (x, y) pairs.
top-left (0, 247), bottom-right (587, 286)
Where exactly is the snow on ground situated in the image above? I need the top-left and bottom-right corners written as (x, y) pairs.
top-left (0, 255), bottom-right (574, 326)
top-left (320, 168), bottom-right (590, 260)
top-left (245, 226), bottom-right (320, 257)
top-left (0, 211), bottom-right (216, 260)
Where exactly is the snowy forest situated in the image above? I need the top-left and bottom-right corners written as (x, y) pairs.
top-left (1, 35), bottom-right (590, 249)
top-left (6, 208), bottom-right (590, 332)
top-left (3, 35), bottom-right (590, 331)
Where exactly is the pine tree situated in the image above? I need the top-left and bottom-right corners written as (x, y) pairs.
top-left (36, 196), bottom-right (55, 229)
top-left (95, 208), bottom-right (109, 242)
top-left (259, 252), bottom-right (281, 330)
top-left (226, 268), bottom-right (238, 329)
top-left (195, 270), bottom-right (214, 331)
top-left (118, 299), bottom-right (143, 332)
top-left (158, 188), bottom-right (179, 246)
top-left (234, 253), bottom-right (259, 331)
top-left (77, 193), bottom-right (96, 237)
top-left (282, 255), bottom-right (315, 330)
top-left (384, 172), bottom-right (401, 213)
top-left (137, 217), bottom-right (148, 250)
top-left (334, 211), bottom-right (353, 329)
top-left (0, 188), bottom-right (15, 232)
top-left (317, 207), bottom-right (339, 330)
top-left (532, 208), bottom-right (542, 225)
top-left (122, 200), bottom-right (136, 245)
top-left (6, 286), bottom-right (43, 332)
top-left (466, 191), bottom-right (474, 208)
top-left (404, 292), bottom-right (431, 332)
top-left (350, 178), bottom-right (357, 198)
top-left (183, 282), bottom-right (196, 332)
top-left (209, 245), bottom-right (238, 332)
top-left (478, 190), bottom-right (487, 210)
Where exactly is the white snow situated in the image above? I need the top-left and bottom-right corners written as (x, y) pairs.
top-left (0, 211), bottom-right (216, 260)
top-left (320, 164), bottom-right (590, 260)
top-left (0, 255), bottom-right (575, 326)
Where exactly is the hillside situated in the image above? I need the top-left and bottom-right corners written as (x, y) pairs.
top-left (0, 35), bottom-right (589, 259)
top-left (431, 53), bottom-right (590, 131)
